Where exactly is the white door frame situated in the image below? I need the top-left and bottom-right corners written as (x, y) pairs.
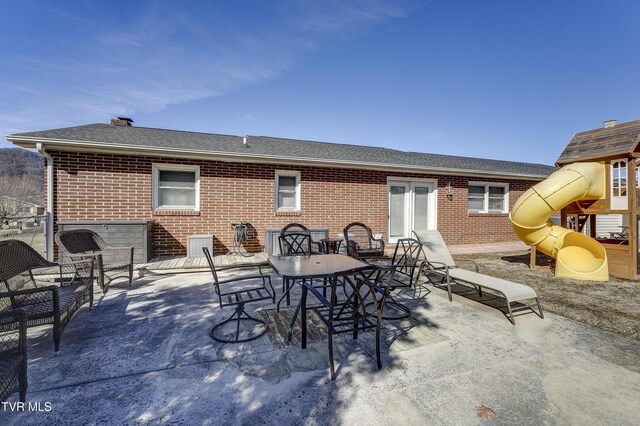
top-left (387, 177), bottom-right (438, 243)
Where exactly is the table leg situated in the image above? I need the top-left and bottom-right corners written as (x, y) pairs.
top-left (287, 299), bottom-right (301, 342)
top-left (301, 285), bottom-right (308, 349)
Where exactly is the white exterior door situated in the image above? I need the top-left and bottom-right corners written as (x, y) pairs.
top-left (388, 180), bottom-right (436, 243)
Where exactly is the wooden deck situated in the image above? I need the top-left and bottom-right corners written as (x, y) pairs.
top-left (137, 252), bottom-right (269, 272)
top-left (135, 241), bottom-right (529, 273)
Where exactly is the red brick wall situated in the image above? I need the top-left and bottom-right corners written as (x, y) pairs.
top-left (50, 151), bottom-right (539, 256)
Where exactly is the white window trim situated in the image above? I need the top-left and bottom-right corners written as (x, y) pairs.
top-left (273, 170), bottom-right (300, 212)
top-left (468, 181), bottom-right (509, 213)
top-left (610, 159), bottom-right (628, 211)
top-left (275, 170), bottom-right (301, 212)
top-left (152, 163), bottom-right (200, 211)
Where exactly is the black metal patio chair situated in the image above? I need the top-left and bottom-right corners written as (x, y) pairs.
top-left (365, 238), bottom-right (425, 320)
top-left (279, 232), bottom-right (313, 256)
top-left (203, 246), bottom-right (275, 343)
top-left (301, 265), bottom-right (396, 380)
top-left (277, 231), bottom-right (313, 310)
top-left (279, 223), bottom-right (322, 254)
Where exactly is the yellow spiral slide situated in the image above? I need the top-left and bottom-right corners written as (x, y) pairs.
top-left (510, 162), bottom-right (609, 281)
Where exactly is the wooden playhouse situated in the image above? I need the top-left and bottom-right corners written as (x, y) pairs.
top-left (557, 119), bottom-right (640, 280)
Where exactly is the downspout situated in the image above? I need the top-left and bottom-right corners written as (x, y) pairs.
top-left (36, 143), bottom-right (54, 261)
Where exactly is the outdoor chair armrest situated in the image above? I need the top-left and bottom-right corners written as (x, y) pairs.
top-left (215, 274), bottom-right (269, 286)
top-left (303, 281), bottom-right (331, 307)
top-left (0, 285), bottom-right (59, 298)
top-left (67, 252), bottom-right (99, 261)
top-left (0, 285), bottom-right (60, 311)
top-left (345, 240), bottom-right (359, 257)
top-left (59, 259), bottom-right (95, 287)
top-left (453, 258), bottom-right (480, 273)
top-left (215, 274), bottom-right (274, 302)
top-left (312, 241), bottom-right (323, 253)
top-left (106, 246), bottom-right (134, 263)
top-left (425, 260), bottom-right (448, 271)
top-left (372, 237), bottom-right (385, 249)
top-left (28, 263), bottom-right (63, 287)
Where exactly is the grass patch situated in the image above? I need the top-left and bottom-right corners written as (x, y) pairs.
top-left (457, 250), bottom-right (640, 341)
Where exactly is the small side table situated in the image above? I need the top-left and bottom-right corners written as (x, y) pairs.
top-left (319, 238), bottom-right (343, 254)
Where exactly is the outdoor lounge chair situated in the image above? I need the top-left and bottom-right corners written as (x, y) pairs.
top-left (56, 229), bottom-right (134, 293)
top-left (0, 309), bottom-right (27, 402)
top-left (0, 240), bottom-right (94, 351)
top-left (413, 230), bottom-right (543, 325)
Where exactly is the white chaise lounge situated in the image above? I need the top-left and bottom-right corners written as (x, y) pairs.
top-left (413, 230), bottom-right (544, 325)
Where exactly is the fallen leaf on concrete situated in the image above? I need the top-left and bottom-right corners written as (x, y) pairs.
top-left (475, 405), bottom-right (496, 419)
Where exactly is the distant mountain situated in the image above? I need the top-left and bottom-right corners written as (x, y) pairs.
top-left (0, 148), bottom-right (44, 179)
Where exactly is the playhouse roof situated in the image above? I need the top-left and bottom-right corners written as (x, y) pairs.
top-left (7, 123), bottom-right (556, 179)
top-left (556, 120), bottom-right (640, 166)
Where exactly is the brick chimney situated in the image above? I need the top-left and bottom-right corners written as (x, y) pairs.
top-left (603, 119), bottom-right (617, 128)
top-left (110, 117), bottom-right (134, 126)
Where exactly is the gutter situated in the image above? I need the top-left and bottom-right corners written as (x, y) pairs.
top-left (36, 143), bottom-right (54, 261)
top-left (8, 136), bottom-right (555, 180)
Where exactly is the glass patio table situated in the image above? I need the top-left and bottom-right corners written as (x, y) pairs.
top-left (268, 254), bottom-right (368, 345)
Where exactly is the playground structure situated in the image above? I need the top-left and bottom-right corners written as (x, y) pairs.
top-left (510, 119), bottom-right (640, 281)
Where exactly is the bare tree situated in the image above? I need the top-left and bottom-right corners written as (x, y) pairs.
top-left (0, 175), bottom-right (44, 219)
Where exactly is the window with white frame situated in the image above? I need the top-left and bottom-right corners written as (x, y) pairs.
top-left (275, 171), bottom-right (300, 211)
top-left (152, 164), bottom-right (200, 210)
top-left (467, 182), bottom-right (509, 213)
top-left (610, 159), bottom-right (628, 210)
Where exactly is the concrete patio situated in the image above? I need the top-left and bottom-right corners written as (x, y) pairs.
top-left (4, 266), bottom-right (640, 425)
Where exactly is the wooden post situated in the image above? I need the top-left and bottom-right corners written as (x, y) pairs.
top-left (629, 158), bottom-right (638, 279)
top-left (589, 214), bottom-right (597, 238)
top-left (530, 245), bottom-right (537, 269)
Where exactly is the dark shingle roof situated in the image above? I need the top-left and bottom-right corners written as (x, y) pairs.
top-left (556, 120), bottom-right (640, 165)
top-left (7, 123), bottom-right (556, 178)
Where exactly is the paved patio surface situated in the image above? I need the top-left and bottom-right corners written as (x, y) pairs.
top-left (4, 268), bottom-right (640, 425)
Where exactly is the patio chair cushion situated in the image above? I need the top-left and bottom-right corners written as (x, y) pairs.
top-left (14, 282), bottom-right (91, 320)
top-left (446, 268), bottom-right (538, 302)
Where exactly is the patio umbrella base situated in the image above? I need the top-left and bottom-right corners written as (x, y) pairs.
top-left (210, 306), bottom-right (268, 343)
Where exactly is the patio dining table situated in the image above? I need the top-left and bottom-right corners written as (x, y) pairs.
top-left (268, 254), bottom-right (368, 345)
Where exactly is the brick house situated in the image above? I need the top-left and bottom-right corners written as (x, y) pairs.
top-left (7, 118), bottom-right (556, 260)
